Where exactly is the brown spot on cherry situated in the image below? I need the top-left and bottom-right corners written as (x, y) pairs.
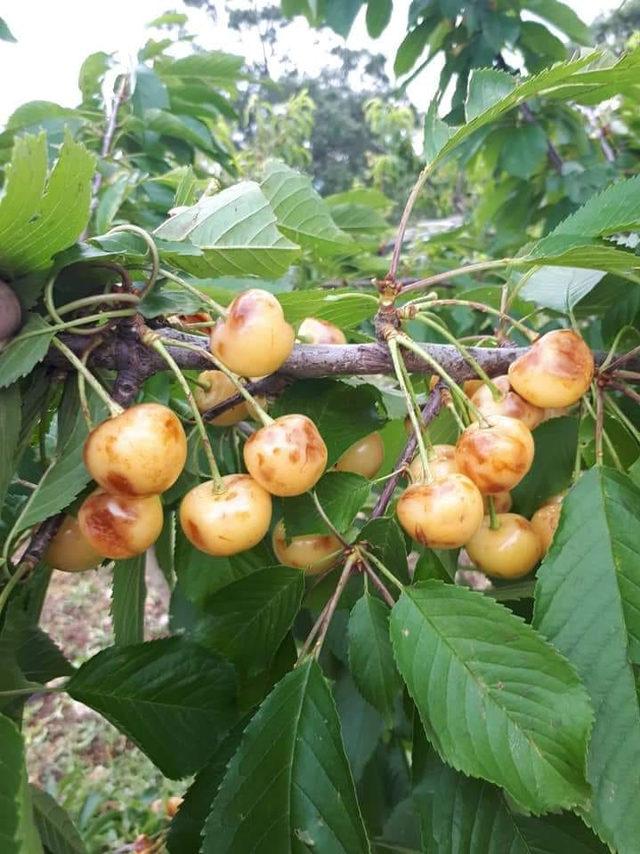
top-left (272, 520), bottom-right (342, 574)
top-left (396, 473), bottom-right (484, 549)
top-left (470, 375), bottom-right (544, 430)
top-left (455, 415), bottom-right (534, 494)
top-left (78, 490), bottom-right (163, 560)
top-left (298, 317), bottom-right (347, 345)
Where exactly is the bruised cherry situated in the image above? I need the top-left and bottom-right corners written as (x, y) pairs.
top-left (508, 329), bottom-right (594, 408)
top-left (531, 503), bottom-right (561, 553)
top-left (83, 403), bottom-right (187, 496)
top-left (78, 490), bottom-right (163, 559)
top-left (298, 317), bottom-right (346, 345)
top-left (179, 474), bottom-right (272, 557)
top-left (335, 432), bottom-right (384, 479)
top-left (0, 280), bottom-right (21, 343)
top-left (272, 520), bottom-right (342, 575)
top-left (408, 444), bottom-right (458, 483)
top-left (471, 375), bottom-right (544, 430)
top-left (44, 515), bottom-right (102, 572)
top-left (194, 370), bottom-right (266, 427)
top-left (243, 414), bottom-right (328, 496)
top-left (455, 415), bottom-right (534, 494)
top-left (210, 289), bottom-right (295, 377)
top-left (465, 513), bottom-right (542, 579)
top-left (396, 473), bottom-right (484, 549)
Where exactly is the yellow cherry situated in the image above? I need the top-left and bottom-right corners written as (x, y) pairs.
top-left (44, 515), bottom-right (102, 572)
top-left (194, 370), bottom-right (266, 426)
top-left (465, 513), bottom-right (542, 579)
top-left (531, 503), bottom-right (561, 553)
top-left (243, 414), bottom-right (327, 497)
top-left (508, 329), bottom-right (594, 408)
top-left (335, 432), bottom-right (384, 479)
top-left (408, 444), bottom-right (459, 483)
top-left (78, 491), bottom-right (163, 560)
top-left (471, 375), bottom-right (544, 430)
top-left (272, 520), bottom-right (342, 575)
top-left (210, 289), bottom-right (295, 377)
top-left (455, 415), bottom-right (534, 494)
top-left (396, 473), bottom-right (484, 549)
top-left (298, 317), bottom-right (346, 345)
top-left (83, 403), bottom-right (187, 496)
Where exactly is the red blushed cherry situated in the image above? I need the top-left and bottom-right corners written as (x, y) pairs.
top-left (455, 415), bottom-right (534, 494)
top-left (470, 375), bottom-right (544, 431)
top-left (298, 317), bottom-right (347, 345)
top-left (243, 414), bottom-right (328, 496)
top-left (465, 513), bottom-right (542, 579)
top-left (271, 520), bottom-right (342, 575)
top-left (210, 289), bottom-right (295, 377)
top-left (44, 515), bottom-right (102, 572)
top-left (396, 473), bottom-right (484, 549)
top-left (78, 490), bottom-right (163, 559)
top-left (179, 474), bottom-right (272, 557)
top-left (83, 403), bottom-right (187, 496)
top-left (335, 432), bottom-right (384, 479)
top-left (508, 329), bottom-right (594, 408)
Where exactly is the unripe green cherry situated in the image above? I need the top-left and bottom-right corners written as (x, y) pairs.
top-left (396, 473), bottom-right (484, 549)
top-left (78, 491), bottom-right (163, 559)
top-left (298, 317), bottom-right (346, 345)
top-left (44, 515), bottom-right (102, 572)
top-left (335, 432), bottom-right (384, 479)
top-left (272, 520), bottom-right (342, 575)
top-left (455, 415), bottom-right (534, 494)
top-left (465, 513), bottom-right (542, 579)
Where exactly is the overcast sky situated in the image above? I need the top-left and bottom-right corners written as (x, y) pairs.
top-left (0, 0), bottom-right (620, 124)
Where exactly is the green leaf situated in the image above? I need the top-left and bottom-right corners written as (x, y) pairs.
top-left (519, 267), bottom-right (606, 311)
top-left (424, 102), bottom-right (454, 164)
top-left (132, 65), bottom-right (170, 116)
top-left (273, 379), bottom-right (387, 464)
top-left (282, 471), bottom-right (370, 537)
top-left (202, 659), bottom-right (369, 852)
top-left (144, 109), bottom-right (219, 155)
top-left (348, 593), bottom-right (401, 725)
top-left (323, 0), bottom-right (363, 37)
top-left (395, 20), bottom-right (432, 76)
top-left (0, 17), bottom-right (17, 42)
top-left (512, 416), bottom-right (579, 517)
top-left (261, 160), bottom-right (353, 254)
top-left (333, 671), bottom-right (384, 781)
top-left (159, 51), bottom-right (243, 92)
top-left (0, 384), bottom-right (20, 507)
top-left (94, 173), bottom-right (130, 234)
top-left (357, 517), bottom-right (409, 584)
top-left (525, 0), bottom-right (592, 45)
top-left (0, 713), bottom-right (29, 854)
top-left (465, 69), bottom-right (516, 122)
top-left (67, 637), bottom-right (237, 779)
top-left (366, 0), bottom-right (392, 38)
top-left (329, 203), bottom-right (388, 235)
top-left (0, 133), bottom-right (94, 276)
top-left (499, 124), bottom-right (548, 180)
top-left (391, 581), bottom-right (592, 814)
top-left (0, 315), bottom-right (55, 388)
top-left (277, 288), bottom-right (376, 327)
top-left (111, 555), bottom-right (146, 646)
top-left (414, 549), bottom-right (457, 583)
top-left (30, 787), bottom-right (87, 854)
top-left (78, 52), bottom-right (109, 104)
top-left (155, 181), bottom-right (300, 278)
top-left (533, 468), bottom-right (640, 850)
top-left (191, 566), bottom-right (304, 675)
top-left (2, 605), bottom-right (74, 685)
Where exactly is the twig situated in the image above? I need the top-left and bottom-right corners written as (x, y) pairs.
top-left (388, 165), bottom-right (433, 281)
top-left (310, 555), bottom-right (356, 660)
top-left (400, 259), bottom-right (512, 294)
top-left (358, 552), bottom-right (395, 606)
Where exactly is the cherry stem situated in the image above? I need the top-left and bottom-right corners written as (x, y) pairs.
top-left (52, 338), bottom-right (123, 417)
top-left (609, 379), bottom-right (640, 407)
top-left (0, 561), bottom-right (31, 616)
top-left (311, 492), bottom-right (350, 548)
top-left (311, 553), bottom-right (357, 661)
top-left (296, 598), bottom-right (331, 664)
top-left (583, 387), bottom-right (622, 471)
top-left (388, 337), bottom-right (432, 482)
top-left (357, 551), bottom-right (395, 606)
top-left (600, 327), bottom-right (640, 372)
top-left (608, 344), bottom-right (640, 372)
top-left (595, 387), bottom-right (605, 467)
top-left (77, 341), bottom-right (102, 430)
top-left (56, 292), bottom-right (140, 315)
top-left (159, 268), bottom-right (228, 317)
top-left (108, 225), bottom-right (159, 299)
top-left (146, 335), bottom-right (225, 492)
top-left (400, 258), bottom-right (513, 295)
top-left (6, 311), bottom-right (138, 349)
top-left (388, 164), bottom-right (434, 282)
top-left (405, 297), bottom-right (537, 342)
top-left (159, 337), bottom-right (273, 427)
top-left (612, 370), bottom-right (640, 382)
top-left (573, 400), bottom-right (585, 482)
top-left (487, 496), bottom-right (500, 530)
top-left (359, 547), bottom-right (404, 592)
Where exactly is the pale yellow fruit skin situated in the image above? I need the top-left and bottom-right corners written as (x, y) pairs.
top-left (243, 414), bottom-right (328, 497)
top-left (179, 474), bottom-right (272, 557)
top-left (466, 513), bottom-right (542, 579)
top-left (408, 444), bottom-right (458, 483)
top-left (335, 432), bottom-right (384, 479)
top-left (83, 403), bottom-right (187, 496)
top-left (396, 473), bottom-right (484, 549)
top-left (44, 516), bottom-right (102, 572)
top-left (483, 491), bottom-right (512, 513)
top-left (455, 415), bottom-right (534, 494)
top-left (508, 329), bottom-right (594, 408)
top-left (78, 491), bottom-right (163, 560)
top-left (210, 289), bottom-right (295, 377)
top-left (471, 375), bottom-right (544, 431)
top-left (531, 503), bottom-right (561, 553)
top-left (298, 317), bottom-right (346, 345)
top-left (272, 520), bottom-right (342, 575)
top-left (194, 370), bottom-right (266, 426)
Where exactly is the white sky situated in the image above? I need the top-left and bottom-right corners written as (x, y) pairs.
top-left (0, 0), bottom-right (620, 124)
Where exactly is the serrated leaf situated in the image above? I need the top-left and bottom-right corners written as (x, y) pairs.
top-left (202, 659), bottom-right (369, 852)
top-left (519, 267), bottom-right (606, 311)
top-left (67, 637), bottom-right (237, 779)
top-left (0, 713), bottom-right (28, 854)
top-left (465, 69), bottom-right (516, 122)
top-left (144, 109), bottom-right (219, 154)
top-left (111, 555), bottom-right (146, 646)
top-left (282, 470), bottom-right (370, 537)
top-left (348, 593), bottom-right (401, 725)
top-left (158, 51), bottom-right (243, 91)
top-left (333, 671), bottom-right (384, 781)
top-left (0, 384), bottom-right (20, 506)
top-left (0, 133), bottom-right (94, 276)
top-left (533, 467), bottom-right (640, 851)
top-left (395, 20), bottom-right (432, 76)
top-left (2, 605), bottom-right (74, 684)
top-left (329, 203), bottom-right (388, 235)
top-left (525, 0), bottom-right (592, 45)
top-left (512, 416), bottom-right (578, 517)
top-left (261, 160), bottom-right (353, 254)
top-left (191, 566), bottom-right (304, 675)
top-left (155, 181), bottom-right (300, 278)
top-left (500, 124), bottom-right (548, 180)
top-left (357, 517), bottom-right (409, 584)
top-left (30, 787), bottom-right (87, 854)
top-left (0, 315), bottom-right (55, 388)
top-left (278, 288), bottom-right (376, 327)
top-left (94, 173), bottom-right (130, 234)
top-left (391, 581), bottom-right (592, 814)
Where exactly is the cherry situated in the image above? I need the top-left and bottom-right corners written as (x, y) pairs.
top-left (508, 329), bottom-right (594, 408)
top-left (408, 444), bottom-right (458, 483)
top-left (44, 515), bottom-right (102, 572)
top-left (465, 513), bottom-right (542, 579)
top-left (455, 415), bottom-right (534, 494)
top-left (78, 490), bottom-right (163, 559)
top-left (463, 379), bottom-right (484, 397)
top-left (531, 503), bottom-right (561, 553)
top-left (272, 520), bottom-right (342, 574)
top-left (335, 432), bottom-right (384, 479)
top-left (483, 491), bottom-right (512, 513)
top-left (194, 370), bottom-right (266, 427)
top-left (83, 403), bottom-right (187, 496)
top-left (0, 280), bottom-right (21, 343)
top-left (243, 414), bottom-right (328, 496)
top-left (470, 375), bottom-right (544, 430)
top-left (210, 289), bottom-right (295, 377)
top-left (396, 473), bottom-right (484, 549)
top-left (179, 474), bottom-right (272, 556)
top-left (298, 317), bottom-right (346, 345)
top-left (544, 407), bottom-right (570, 421)
top-left (542, 491), bottom-right (566, 505)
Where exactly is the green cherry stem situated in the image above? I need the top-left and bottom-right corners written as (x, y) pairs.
top-left (159, 268), bottom-right (228, 317)
top-left (359, 547), bottom-right (405, 592)
top-left (52, 338), bottom-right (123, 417)
top-left (108, 225), bottom-right (160, 299)
top-left (388, 336), bottom-right (432, 482)
top-left (400, 258), bottom-right (513, 295)
top-left (55, 292), bottom-right (140, 315)
top-left (604, 394), bottom-right (640, 445)
top-left (311, 553), bottom-right (358, 661)
top-left (404, 297), bottom-right (537, 342)
top-left (487, 496), bottom-right (500, 531)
